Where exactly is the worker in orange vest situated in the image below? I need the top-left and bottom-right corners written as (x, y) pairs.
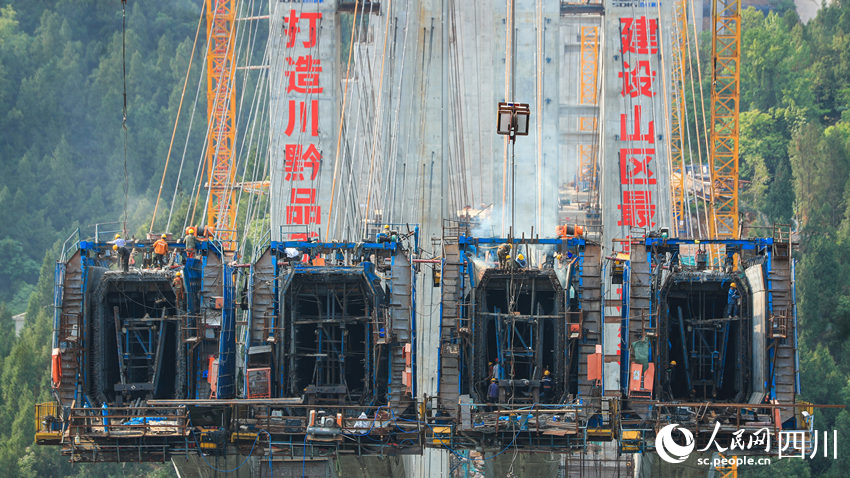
top-left (153, 234), bottom-right (169, 269)
top-left (172, 271), bottom-right (185, 310)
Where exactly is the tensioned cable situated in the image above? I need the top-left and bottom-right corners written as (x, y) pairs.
top-left (121, 0), bottom-right (129, 234)
top-left (654, 0), bottom-right (676, 235)
top-left (362, 0), bottom-right (393, 238)
top-left (326, 0), bottom-right (361, 241)
top-left (150, 3), bottom-right (204, 233)
top-left (501, 0), bottom-right (513, 235)
top-left (684, 6), bottom-right (713, 235)
top-left (385, 10), bottom-right (413, 223)
top-left (689, 0), bottom-right (717, 235)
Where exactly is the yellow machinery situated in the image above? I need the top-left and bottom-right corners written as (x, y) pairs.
top-left (708, 0), bottom-right (741, 240)
top-left (577, 26), bottom-right (600, 190)
top-left (205, 0), bottom-right (239, 251)
top-left (34, 402), bottom-right (61, 444)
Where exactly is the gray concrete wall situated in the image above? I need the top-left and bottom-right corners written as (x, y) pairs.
top-left (599, 0), bottom-right (674, 394)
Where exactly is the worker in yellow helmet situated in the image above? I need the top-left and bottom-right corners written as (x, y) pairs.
top-left (111, 233), bottom-right (126, 248)
top-left (665, 360), bottom-right (678, 400)
top-left (377, 224), bottom-right (391, 243)
top-left (726, 282), bottom-right (740, 318)
top-left (172, 270), bottom-right (185, 310)
top-left (184, 228), bottom-right (197, 259)
top-left (516, 253), bottom-right (527, 268)
top-left (487, 378), bottom-right (499, 410)
top-left (497, 243), bottom-right (512, 269)
top-left (112, 242), bottom-right (130, 272)
top-left (153, 234), bottom-right (169, 269)
top-left (540, 368), bottom-right (553, 402)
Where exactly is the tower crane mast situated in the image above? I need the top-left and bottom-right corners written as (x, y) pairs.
top-left (708, 0), bottom-right (741, 240)
top-left (205, 0), bottom-right (238, 251)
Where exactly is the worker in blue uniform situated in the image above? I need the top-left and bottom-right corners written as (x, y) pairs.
top-left (726, 282), bottom-right (740, 317)
top-left (487, 378), bottom-right (499, 411)
top-left (540, 369), bottom-right (553, 402)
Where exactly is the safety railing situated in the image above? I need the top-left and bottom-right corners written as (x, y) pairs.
top-left (66, 405), bottom-right (189, 437)
top-left (230, 404), bottom-right (422, 438)
top-left (251, 228), bottom-right (271, 263)
top-left (769, 307), bottom-right (792, 339)
top-left (94, 221), bottom-right (123, 244)
top-left (35, 402), bottom-right (61, 434)
top-left (60, 228), bottom-right (81, 262)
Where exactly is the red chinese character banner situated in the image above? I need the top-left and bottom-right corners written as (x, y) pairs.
top-left (600, 1), bottom-right (673, 393)
top-left (269, 3), bottom-right (337, 241)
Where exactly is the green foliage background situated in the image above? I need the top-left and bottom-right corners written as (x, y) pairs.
top-left (1, 0), bottom-right (850, 476)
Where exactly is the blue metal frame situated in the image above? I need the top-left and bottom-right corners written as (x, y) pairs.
top-left (621, 263), bottom-right (631, 395)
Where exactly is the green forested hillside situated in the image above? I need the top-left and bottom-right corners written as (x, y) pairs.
top-left (0, 0), bottom-right (205, 312)
top-left (1, 0), bottom-right (850, 477)
top-left (0, 1), bottom-right (202, 476)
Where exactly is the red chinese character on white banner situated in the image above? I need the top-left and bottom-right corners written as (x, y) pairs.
top-left (286, 188), bottom-right (321, 225)
top-left (284, 144), bottom-right (322, 181)
top-left (620, 105), bottom-right (655, 142)
top-left (284, 99), bottom-right (319, 137)
top-left (620, 17), bottom-right (658, 54)
top-left (617, 191), bottom-right (657, 228)
top-left (285, 55), bottom-right (323, 94)
top-left (619, 60), bottom-right (656, 97)
top-left (283, 10), bottom-right (322, 49)
top-left (286, 205), bottom-right (321, 225)
top-left (619, 148), bottom-right (657, 185)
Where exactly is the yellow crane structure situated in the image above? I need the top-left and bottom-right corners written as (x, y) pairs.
top-left (708, 0), bottom-right (741, 240)
top-left (205, 0), bottom-right (238, 250)
top-left (669, 0), bottom-right (689, 237)
top-left (577, 25), bottom-right (600, 192)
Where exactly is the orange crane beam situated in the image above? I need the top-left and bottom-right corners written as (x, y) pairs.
top-left (708, 0), bottom-right (741, 240)
top-left (577, 26), bottom-right (600, 191)
top-left (205, 0), bottom-right (238, 251)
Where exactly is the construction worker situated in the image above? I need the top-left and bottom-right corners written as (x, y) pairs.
top-left (487, 378), bottom-right (499, 410)
top-left (542, 251), bottom-right (555, 269)
top-left (665, 360), bottom-right (677, 400)
top-left (153, 235), bottom-right (169, 269)
top-left (377, 225), bottom-right (391, 243)
top-left (497, 243), bottom-right (511, 269)
top-left (172, 271), bottom-right (185, 310)
top-left (490, 358), bottom-right (502, 380)
top-left (111, 233), bottom-right (126, 248)
top-left (515, 253), bottom-right (527, 268)
top-left (184, 227), bottom-right (197, 259)
top-left (726, 282), bottom-right (740, 317)
top-left (113, 244), bottom-right (130, 272)
top-left (540, 369), bottom-right (554, 402)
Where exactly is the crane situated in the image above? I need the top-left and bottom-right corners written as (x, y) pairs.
top-left (708, 0), bottom-right (741, 240)
top-left (205, 0), bottom-right (239, 251)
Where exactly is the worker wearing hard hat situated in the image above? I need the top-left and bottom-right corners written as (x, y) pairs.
top-left (172, 270), bottom-right (185, 310)
top-left (377, 224), bottom-right (391, 243)
top-left (540, 369), bottom-right (554, 402)
top-left (110, 233), bottom-right (127, 248)
top-left (487, 378), bottom-right (499, 410)
top-left (515, 253), bottom-right (527, 269)
top-left (152, 234), bottom-right (169, 269)
top-left (665, 360), bottom-right (678, 400)
top-left (726, 282), bottom-right (740, 317)
top-left (112, 243), bottom-right (130, 272)
top-left (497, 243), bottom-right (512, 269)
top-left (184, 227), bottom-right (197, 259)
